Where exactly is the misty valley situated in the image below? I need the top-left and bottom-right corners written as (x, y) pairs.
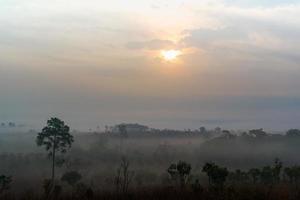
top-left (1, 118), bottom-right (300, 199)
top-left (2, 0), bottom-right (300, 199)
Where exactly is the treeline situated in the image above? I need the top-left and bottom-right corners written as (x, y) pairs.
top-left (2, 158), bottom-right (300, 199)
top-left (2, 118), bottom-right (300, 199)
top-left (104, 124), bottom-right (300, 139)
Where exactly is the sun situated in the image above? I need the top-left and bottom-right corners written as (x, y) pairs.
top-left (161, 50), bottom-right (181, 61)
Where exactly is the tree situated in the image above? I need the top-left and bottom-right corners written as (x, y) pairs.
top-left (286, 129), bottom-right (300, 137)
top-left (177, 161), bottom-right (192, 188)
top-left (202, 162), bottom-right (229, 188)
top-left (284, 166), bottom-right (300, 185)
top-left (114, 157), bottom-right (134, 193)
top-left (199, 126), bottom-right (207, 134)
top-left (214, 127), bottom-right (222, 134)
top-left (221, 130), bottom-right (236, 139)
top-left (260, 159), bottom-right (282, 185)
top-left (249, 128), bottom-right (267, 138)
top-left (260, 166), bottom-right (273, 185)
top-left (228, 169), bottom-right (249, 185)
top-left (248, 168), bottom-right (261, 184)
top-left (167, 160), bottom-right (192, 188)
top-left (0, 175), bottom-right (11, 195)
top-left (36, 118), bottom-right (74, 183)
top-left (273, 158), bottom-right (282, 183)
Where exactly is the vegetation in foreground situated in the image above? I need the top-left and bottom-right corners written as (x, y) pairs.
top-left (2, 118), bottom-right (300, 199)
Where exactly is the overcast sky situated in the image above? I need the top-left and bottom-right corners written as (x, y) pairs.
top-left (1, 0), bottom-right (300, 131)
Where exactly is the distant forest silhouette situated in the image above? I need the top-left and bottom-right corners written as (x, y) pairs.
top-left (1, 117), bottom-right (300, 199)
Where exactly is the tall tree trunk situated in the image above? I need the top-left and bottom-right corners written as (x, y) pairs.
top-left (52, 134), bottom-right (57, 184)
top-left (52, 146), bottom-right (55, 183)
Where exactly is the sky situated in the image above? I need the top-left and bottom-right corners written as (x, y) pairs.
top-left (1, 0), bottom-right (300, 131)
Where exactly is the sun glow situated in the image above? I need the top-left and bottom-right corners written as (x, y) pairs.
top-left (161, 50), bottom-right (181, 61)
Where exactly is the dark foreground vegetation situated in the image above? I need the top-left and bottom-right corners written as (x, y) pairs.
top-left (2, 118), bottom-right (300, 199)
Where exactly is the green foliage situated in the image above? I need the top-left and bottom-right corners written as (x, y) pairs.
top-left (36, 118), bottom-right (73, 157)
top-left (36, 117), bottom-right (74, 182)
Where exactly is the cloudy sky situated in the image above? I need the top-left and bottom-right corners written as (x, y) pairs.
top-left (1, 0), bottom-right (300, 131)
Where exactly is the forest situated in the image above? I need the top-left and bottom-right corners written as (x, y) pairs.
top-left (1, 118), bottom-right (300, 199)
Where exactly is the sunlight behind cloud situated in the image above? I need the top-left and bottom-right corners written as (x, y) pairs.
top-left (1, 0), bottom-right (300, 130)
top-left (161, 50), bottom-right (182, 61)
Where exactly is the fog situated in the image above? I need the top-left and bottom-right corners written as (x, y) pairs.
top-left (2, 1), bottom-right (300, 199)
top-left (1, 125), bottom-right (300, 197)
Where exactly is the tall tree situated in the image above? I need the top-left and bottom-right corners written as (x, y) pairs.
top-left (36, 118), bottom-right (74, 183)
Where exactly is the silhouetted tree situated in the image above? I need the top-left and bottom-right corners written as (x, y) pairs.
top-left (8, 122), bottom-right (15, 127)
top-left (273, 158), bottom-right (282, 183)
top-left (0, 175), bottom-right (11, 194)
top-left (249, 128), bottom-right (267, 138)
top-left (199, 126), bottom-right (207, 134)
top-left (167, 160), bottom-right (192, 188)
top-left (284, 166), bottom-right (300, 186)
top-left (248, 168), bottom-right (261, 184)
top-left (117, 124), bottom-right (128, 138)
top-left (221, 130), bottom-right (236, 139)
top-left (286, 129), bottom-right (300, 137)
top-left (260, 166), bottom-right (273, 185)
top-left (228, 169), bottom-right (249, 185)
top-left (202, 162), bottom-right (229, 188)
top-left (177, 161), bottom-right (192, 187)
top-left (214, 127), bottom-right (222, 134)
top-left (259, 159), bottom-right (282, 186)
top-left (36, 118), bottom-right (74, 184)
top-left (114, 157), bottom-right (134, 193)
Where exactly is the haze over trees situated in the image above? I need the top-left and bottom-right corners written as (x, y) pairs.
top-left (2, 121), bottom-right (300, 199)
